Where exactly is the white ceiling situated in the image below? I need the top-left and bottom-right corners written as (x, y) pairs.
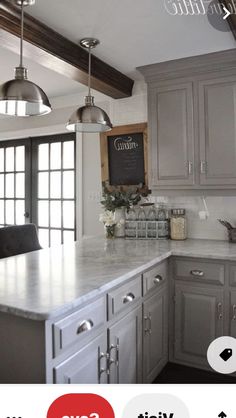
top-left (0, 47), bottom-right (85, 98)
top-left (0, 0), bottom-right (235, 98)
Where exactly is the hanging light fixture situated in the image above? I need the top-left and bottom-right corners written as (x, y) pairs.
top-left (67, 38), bottom-right (112, 133)
top-left (0, 0), bottom-right (52, 117)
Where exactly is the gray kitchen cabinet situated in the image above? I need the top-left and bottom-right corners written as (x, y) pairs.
top-left (230, 290), bottom-right (236, 338)
top-left (139, 49), bottom-right (236, 191)
top-left (108, 305), bottom-right (142, 383)
top-left (54, 333), bottom-right (107, 384)
top-left (174, 283), bottom-right (224, 368)
top-left (143, 285), bottom-right (168, 383)
top-left (148, 82), bottom-right (195, 187)
top-left (199, 76), bottom-right (236, 186)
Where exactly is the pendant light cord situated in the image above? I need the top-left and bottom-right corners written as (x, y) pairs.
top-left (88, 45), bottom-right (91, 97)
top-left (20, 1), bottom-right (24, 68)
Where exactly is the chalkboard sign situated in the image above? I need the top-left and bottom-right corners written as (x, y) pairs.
top-left (100, 123), bottom-right (148, 187)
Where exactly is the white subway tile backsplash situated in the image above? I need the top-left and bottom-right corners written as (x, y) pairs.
top-left (153, 196), bottom-right (236, 241)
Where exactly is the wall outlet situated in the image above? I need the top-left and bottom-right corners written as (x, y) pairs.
top-left (199, 211), bottom-right (208, 220)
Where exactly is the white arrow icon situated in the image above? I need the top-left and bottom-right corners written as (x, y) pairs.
top-left (223, 5), bottom-right (231, 19)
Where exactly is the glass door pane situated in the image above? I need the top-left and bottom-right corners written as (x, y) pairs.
top-left (32, 133), bottom-right (76, 248)
top-left (0, 140), bottom-right (29, 228)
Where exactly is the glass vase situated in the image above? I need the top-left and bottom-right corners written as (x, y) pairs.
top-left (105, 225), bottom-right (116, 239)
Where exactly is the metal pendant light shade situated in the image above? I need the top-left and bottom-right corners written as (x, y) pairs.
top-left (67, 95), bottom-right (112, 132)
top-left (0, 0), bottom-right (51, 117)
top-left (66, 38), bottom-right (112, 133)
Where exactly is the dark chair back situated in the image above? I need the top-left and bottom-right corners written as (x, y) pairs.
top-left (0, 224), bottom-right (42, 259)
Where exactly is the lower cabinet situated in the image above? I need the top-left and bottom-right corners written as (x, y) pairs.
top-left (51, 263), bottom-right (168, 384)
top-left (230, 289), bottom-right (236, 338)
top-left (174, 283), bottom-right (224, 368)
top-left (108, 305), bottom-right (142, 383)
top-left (54, 333), bottom-right (107, 383)
top-left (143, 285), bottom-right (168, 383)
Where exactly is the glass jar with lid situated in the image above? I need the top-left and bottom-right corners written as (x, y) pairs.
top-left (170, 209), bottom-right (187, 240)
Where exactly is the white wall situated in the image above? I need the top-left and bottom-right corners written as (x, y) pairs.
top-left (147, 195), bottom-right (236, 241)
top-left (81, 82), bottom-right (148, 237)
top-left (0, 81), bottom-right (235, 241)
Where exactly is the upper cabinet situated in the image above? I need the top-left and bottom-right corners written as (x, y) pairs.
top-left (149, 82), bottom-right (194, 187)
top-left (138, 49), bottom-right (236, 191)
top-left (199, 76), bottom-right (236, 186)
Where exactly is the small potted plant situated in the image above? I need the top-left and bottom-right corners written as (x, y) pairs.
top-left (99, 210), bottom-right (117, 239)
top-left (100, 183), bottom-right (149, 237)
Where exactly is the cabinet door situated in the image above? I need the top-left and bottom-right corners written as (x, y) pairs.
top-left (143, 286), bottom-right (168, 383)
top-left (230, 290), bottom-right (236, 337)
top-left (108, 306), bottom-right (142, 383)
top-left (54, 333), bottom-right (107, 384)
top-left (149, 82), bottom-right (194, 187)
top-left (174, 283), bottom-right (224, 368)
top-left (199, 76), bottom-right (236, 185)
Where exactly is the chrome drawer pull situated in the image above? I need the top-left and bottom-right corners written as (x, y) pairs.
top-left (218, 302), bottom-right (223, 320)
top-left (153, 274), bottom-right (163, 284)
top-left (144, 316), bottom-right (149, 334)
top-left (123, 292), bottom-right (135, 304)
top-left (233, 304), bottom-right (236, 321)
top-left (77, 319), bottom-right (94, 334)
top-left (144, 314), bottom-right (152, 335)
top-left (98, 348), bottom-right (109, 381)
top-left (190, 270), bottom-right (204, 277)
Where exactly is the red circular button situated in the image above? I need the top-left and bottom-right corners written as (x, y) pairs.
top-left (47, 393), bottom-right (115, 418)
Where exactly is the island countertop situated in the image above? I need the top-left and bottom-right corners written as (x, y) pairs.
top-left (0, 237), bottom-right (236, 320)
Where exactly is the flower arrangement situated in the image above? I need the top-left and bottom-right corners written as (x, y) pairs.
top-left (100, 183), bottom-right (148, 212)
top-left (99, 210), bottom-right (125, 238)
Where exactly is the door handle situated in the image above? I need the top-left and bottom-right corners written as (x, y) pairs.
top-left (188, 161), bottom-right (193, 175)
top-left (233, 304), bottom-right (236, 321)
top-left (200, 161), bottom-right (206, 174)
top-left (98, 348), bottom-right (108, 382)
top-left (144, 313), bottom-right (152, 335)
top-left (217, 302), bottom-right (223, 320)
top-left (108, 339), bottom-right (119, 382)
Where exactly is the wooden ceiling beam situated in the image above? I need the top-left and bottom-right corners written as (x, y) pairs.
top-left (0, 0), bottom-right (134, 99)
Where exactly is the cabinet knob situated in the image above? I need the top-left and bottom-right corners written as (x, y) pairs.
top-left (153, 274), bottom-right (163, 284)
top-left (190, 269), bottom-right (204, 277)
top-left (123, 292), bottom-right (135, 304)
top-left (77, 319), bottom-right (94, 334)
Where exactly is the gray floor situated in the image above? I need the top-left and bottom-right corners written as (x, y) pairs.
top-left (153, 363), bottom-right (236, 384)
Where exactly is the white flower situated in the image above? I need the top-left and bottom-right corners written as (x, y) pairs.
top-left (99, 210), bottom-right (116, 227)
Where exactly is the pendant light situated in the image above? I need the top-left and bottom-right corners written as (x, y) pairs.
top-left (66, 38), bottom-right (112, 133)
top-left (0, 0), bottom-right (51, 117)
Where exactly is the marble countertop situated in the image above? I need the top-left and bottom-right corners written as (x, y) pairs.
top-left (0, 237), bottom-right (236, 320)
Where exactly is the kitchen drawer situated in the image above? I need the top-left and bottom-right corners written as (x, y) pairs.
top-left (174, 258), bottom-right (224, 285)
top-left (143, 260), bottom-right (167, 296)
top-left (52, 297), bottom-right (105, 358)
top-left (107, 276), bottom-right (142, 320)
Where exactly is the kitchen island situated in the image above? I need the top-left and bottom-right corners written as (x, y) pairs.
top-left (1, 237), bottom-right (236, 383)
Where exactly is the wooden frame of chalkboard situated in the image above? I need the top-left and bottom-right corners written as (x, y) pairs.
top-left (100, 123), bottom-right (148, 188)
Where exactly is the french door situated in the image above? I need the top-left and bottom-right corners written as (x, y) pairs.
top-left (0, 133), bottom-right (76, 248)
